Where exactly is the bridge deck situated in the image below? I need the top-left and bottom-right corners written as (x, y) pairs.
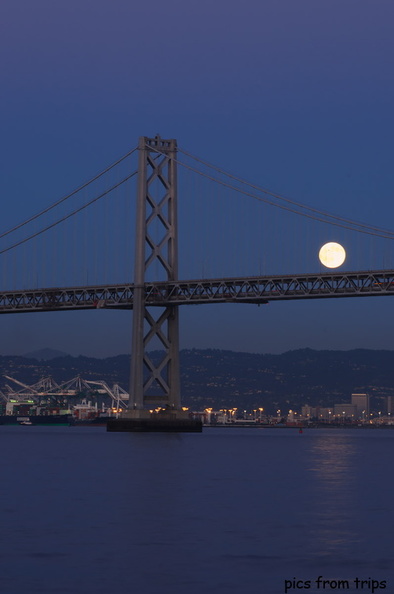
top-left (1, 270), bottom-right (394, 314)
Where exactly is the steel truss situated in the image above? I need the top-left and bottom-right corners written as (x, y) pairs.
top-left (1, 269), bottom-right (394, 314)
top-left (128, 135), bottom-right (180, 410)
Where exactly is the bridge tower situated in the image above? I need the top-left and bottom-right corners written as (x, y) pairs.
top-left (109, 135), bottom-right (200, 431)
top-left (129, 134), bottom-right (180, 411)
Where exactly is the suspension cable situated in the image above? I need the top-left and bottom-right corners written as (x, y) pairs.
top-left (0, 171), bottom-right (137, 255)
top-left (178, 146), bottom-right (394, 239)
top-left (148, 144), bottom-right (394, 240)
top-left (0, 146), bottom-right (138, 240)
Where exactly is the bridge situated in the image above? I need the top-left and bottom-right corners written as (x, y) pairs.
top-left (1, 134), bottom-right (394, 429)
top-left (1, 270), bottom-right (394, 313)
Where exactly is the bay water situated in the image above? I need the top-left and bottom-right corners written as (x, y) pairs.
top-left (0, 426), bottom-right (393, 594)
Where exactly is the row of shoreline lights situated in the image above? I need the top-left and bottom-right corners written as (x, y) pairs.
top-left (319, 242), bottom-right (346, 268)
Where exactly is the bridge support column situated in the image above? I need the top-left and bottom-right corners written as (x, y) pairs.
top-left (108, 135), bottom-right (201, 432)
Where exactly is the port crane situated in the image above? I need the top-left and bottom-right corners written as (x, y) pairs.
top-left (1, 374), bottom-right (129, 410)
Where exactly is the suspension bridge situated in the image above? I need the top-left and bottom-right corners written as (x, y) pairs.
top-left (1, 135), bottom-right (394, 430)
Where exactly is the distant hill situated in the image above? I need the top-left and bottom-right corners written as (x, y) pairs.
top-left (2, 348), bottom-right (394, 413)
top-left (22, 348), bottom-right (70, 361)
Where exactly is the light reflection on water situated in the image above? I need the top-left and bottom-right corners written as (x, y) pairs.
top-left (306, 433), bottom-right (362, 555)
top-left (0, 427), bottom-right (393, 594)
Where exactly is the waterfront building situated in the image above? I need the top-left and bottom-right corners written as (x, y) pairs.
top-left (301, 405), bottom-right (334, 421)
top-left (351, 393), bottom-right (370, 419)
top-left (334, 403), bottom-right (357, 420)
top-left (387, 396), bottom-right (394, 416)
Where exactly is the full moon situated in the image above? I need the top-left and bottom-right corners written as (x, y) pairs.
top-left (319, 242), bottom-right (346, 268)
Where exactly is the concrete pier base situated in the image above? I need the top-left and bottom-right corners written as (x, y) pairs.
top-left (107, 410), bottom-right (203, 432)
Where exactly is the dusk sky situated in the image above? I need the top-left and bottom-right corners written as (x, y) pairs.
top-left (1, 0), bottom-right (394, 357)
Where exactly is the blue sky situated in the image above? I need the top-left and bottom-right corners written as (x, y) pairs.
top-left (1, 0), bottom-right (394, 357)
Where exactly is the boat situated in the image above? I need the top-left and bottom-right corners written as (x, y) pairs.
top-left (0, 414), bottom-right (74, 426)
